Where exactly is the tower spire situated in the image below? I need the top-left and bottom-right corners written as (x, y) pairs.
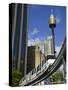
top-left (51, 9), bottom-right (53, 15)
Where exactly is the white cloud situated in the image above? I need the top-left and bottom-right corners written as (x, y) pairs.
top-left (28, 39), bottom-right (35, 46)
top-left (31, 28), bottom-right (40, 36)
top-left (55, 45), bottom-right (61, 56)
top-left (56, 16), bottom-right (61, 24)
top-left (54, 9), bottom-right (61, 24)
top-left (34, 38), bottom-right (41, 43)
top-left (28, 27), bottom-right (40, 46)
top-left (28, 37), bottom-right (42, 46)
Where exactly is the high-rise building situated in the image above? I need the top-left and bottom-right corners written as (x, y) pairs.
top-left (27, 46), bottom-right (45, 73)
top-left (11, 3), bottom-right (28, 76)
top-left (45, 36), bottom-right (54, 56)
top-left (34, 41), bottom-right (45, 54)
top-left (35, 36), bottom-right (54, 56)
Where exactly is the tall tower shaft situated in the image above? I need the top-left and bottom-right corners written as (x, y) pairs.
top-left (49, 10), bottom-right (56, 56)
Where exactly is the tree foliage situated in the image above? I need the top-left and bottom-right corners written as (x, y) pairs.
top-left (12, 68), bottom-right (22, 86)
top-left (52, 71), bottom-right (64, 83)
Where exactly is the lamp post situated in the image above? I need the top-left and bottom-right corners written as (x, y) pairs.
top-left (49, 10), bottom-right (56, 57)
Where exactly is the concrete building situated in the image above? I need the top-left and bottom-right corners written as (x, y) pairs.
top-left (35, 36), bottom-right (54, 56)
top-left (27, 46), bottom-right (45, 73)
top-left (45, 36), bottom-right (54, 55)
top-left (11, 3), bottom-right (28, 76)
top-left (35, 41), bottom-right (45, 54)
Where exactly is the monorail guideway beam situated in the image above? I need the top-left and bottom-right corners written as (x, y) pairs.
top-left (62, 56), bottom-right (66, 83)
top-left (24, 37), bottom-right (66, 86)
top-left (19, 37), bottom-right (66, 86)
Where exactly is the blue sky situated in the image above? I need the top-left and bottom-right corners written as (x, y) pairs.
top-left (28, 4), bottom-right (66, 47)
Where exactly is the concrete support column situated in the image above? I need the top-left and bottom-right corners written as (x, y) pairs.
top-left (17, 5), bottom-right (24, 71)
top-left (12, 4), bottom-right (17, 57)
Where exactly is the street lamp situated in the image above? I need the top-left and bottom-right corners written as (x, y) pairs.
top-left (49, 9), bottom-right (56, 56)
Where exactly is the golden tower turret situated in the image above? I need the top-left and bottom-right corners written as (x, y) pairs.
top-left (49, 9), bottom-right (56, 28)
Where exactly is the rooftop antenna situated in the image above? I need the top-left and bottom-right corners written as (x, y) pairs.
top-left (51, 9), bottom-right (54, 16)
top-left (51, 9), bottom-right (53, 14)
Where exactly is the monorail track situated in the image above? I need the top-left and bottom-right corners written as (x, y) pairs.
top-left (19, 37), bottom-right (66, 86)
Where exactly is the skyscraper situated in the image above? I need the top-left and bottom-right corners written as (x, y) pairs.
top-left (34, 36), bottom-right (54, 56)
top-left (27, 46), bottom-right (45, 73)
top-left (45, 36), bottom-right (54, 56)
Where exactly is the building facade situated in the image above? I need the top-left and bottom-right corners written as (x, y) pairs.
top-left (45, 36), bottom-right (54, 55)
top-left (27, 46), bottom-right (45, 73)
top-left (35, 36), bottom-right (54, 56)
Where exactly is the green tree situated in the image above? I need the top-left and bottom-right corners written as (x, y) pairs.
top-left (12, 68), bottom-right (22, 86)
top-left (52, 71), bottom-right (64, 83)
